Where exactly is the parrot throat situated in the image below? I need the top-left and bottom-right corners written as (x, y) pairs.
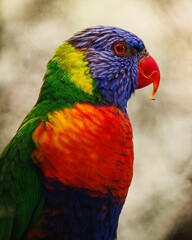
top-left (25, 179), bottom-right (123, 240)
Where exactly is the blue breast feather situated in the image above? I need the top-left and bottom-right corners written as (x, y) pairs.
top-left (33, 179), bottom-right (124, 240)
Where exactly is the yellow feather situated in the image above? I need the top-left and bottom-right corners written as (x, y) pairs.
top-left (52, 42), bottom-right (93, 95)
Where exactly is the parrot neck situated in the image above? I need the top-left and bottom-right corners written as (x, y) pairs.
top-left (30, 60), bottom-right (102, 119)
top-left (34, 42), bottom-right (128, 116)
top-left (33, 42), bottom-right (100, 113)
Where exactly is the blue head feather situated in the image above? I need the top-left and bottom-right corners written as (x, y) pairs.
top-left (69, 26), bottom-right (145, 112)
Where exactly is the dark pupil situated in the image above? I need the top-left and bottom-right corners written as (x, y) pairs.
top-left (117, 45), bottom-right (123, 52)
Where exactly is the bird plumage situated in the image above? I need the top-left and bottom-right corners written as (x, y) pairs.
top-left (0, 26), bottom-right (160, 239)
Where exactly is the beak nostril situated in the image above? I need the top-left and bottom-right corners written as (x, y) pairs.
top-left (140, 48), bottom-right (149, 59)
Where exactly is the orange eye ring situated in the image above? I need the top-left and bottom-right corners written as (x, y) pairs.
top-left (113, 42), bottom-right (127, 56)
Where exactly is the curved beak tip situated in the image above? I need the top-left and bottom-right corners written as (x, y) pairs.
top-left (149, 95), bottom-right (156, 101)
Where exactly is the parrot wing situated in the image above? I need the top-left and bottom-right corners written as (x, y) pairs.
top-left (0, 118), bottom-right (44, 240)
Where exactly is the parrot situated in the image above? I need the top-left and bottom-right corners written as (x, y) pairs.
top-left (0, 26), bottom-right (160, 240)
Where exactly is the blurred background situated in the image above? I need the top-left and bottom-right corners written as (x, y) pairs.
top-left (0, 0), bottom-right (192, 239)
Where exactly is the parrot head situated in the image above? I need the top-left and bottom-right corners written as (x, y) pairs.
top-left (38, 26), bottom-right (160, 113)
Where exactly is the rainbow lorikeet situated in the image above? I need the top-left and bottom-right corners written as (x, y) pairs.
top-left (0, 26), bottom-right (160, 240)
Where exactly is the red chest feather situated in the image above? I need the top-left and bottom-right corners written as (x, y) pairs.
top-left (32, 104), bottom-right (134, 201)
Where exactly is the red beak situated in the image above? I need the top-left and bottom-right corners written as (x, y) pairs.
top-left (137, 55), bottom-right (160, 100)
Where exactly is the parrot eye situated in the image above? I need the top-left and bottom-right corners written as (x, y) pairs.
top-left (113, 42), bottom-right (127, 56)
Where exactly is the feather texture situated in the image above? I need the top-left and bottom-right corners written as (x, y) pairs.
top-left (0, 26), bottom-right (160, 239)
top-left (25, 104), bottom-right (133, 239)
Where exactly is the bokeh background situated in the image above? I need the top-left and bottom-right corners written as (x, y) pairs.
top-left (0, 0), bottom-right (192, 239)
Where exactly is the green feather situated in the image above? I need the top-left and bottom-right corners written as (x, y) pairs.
top-left (0, 118), bottom-right (42, 239)
top-left (0, 42), bottom-right (103, 239)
